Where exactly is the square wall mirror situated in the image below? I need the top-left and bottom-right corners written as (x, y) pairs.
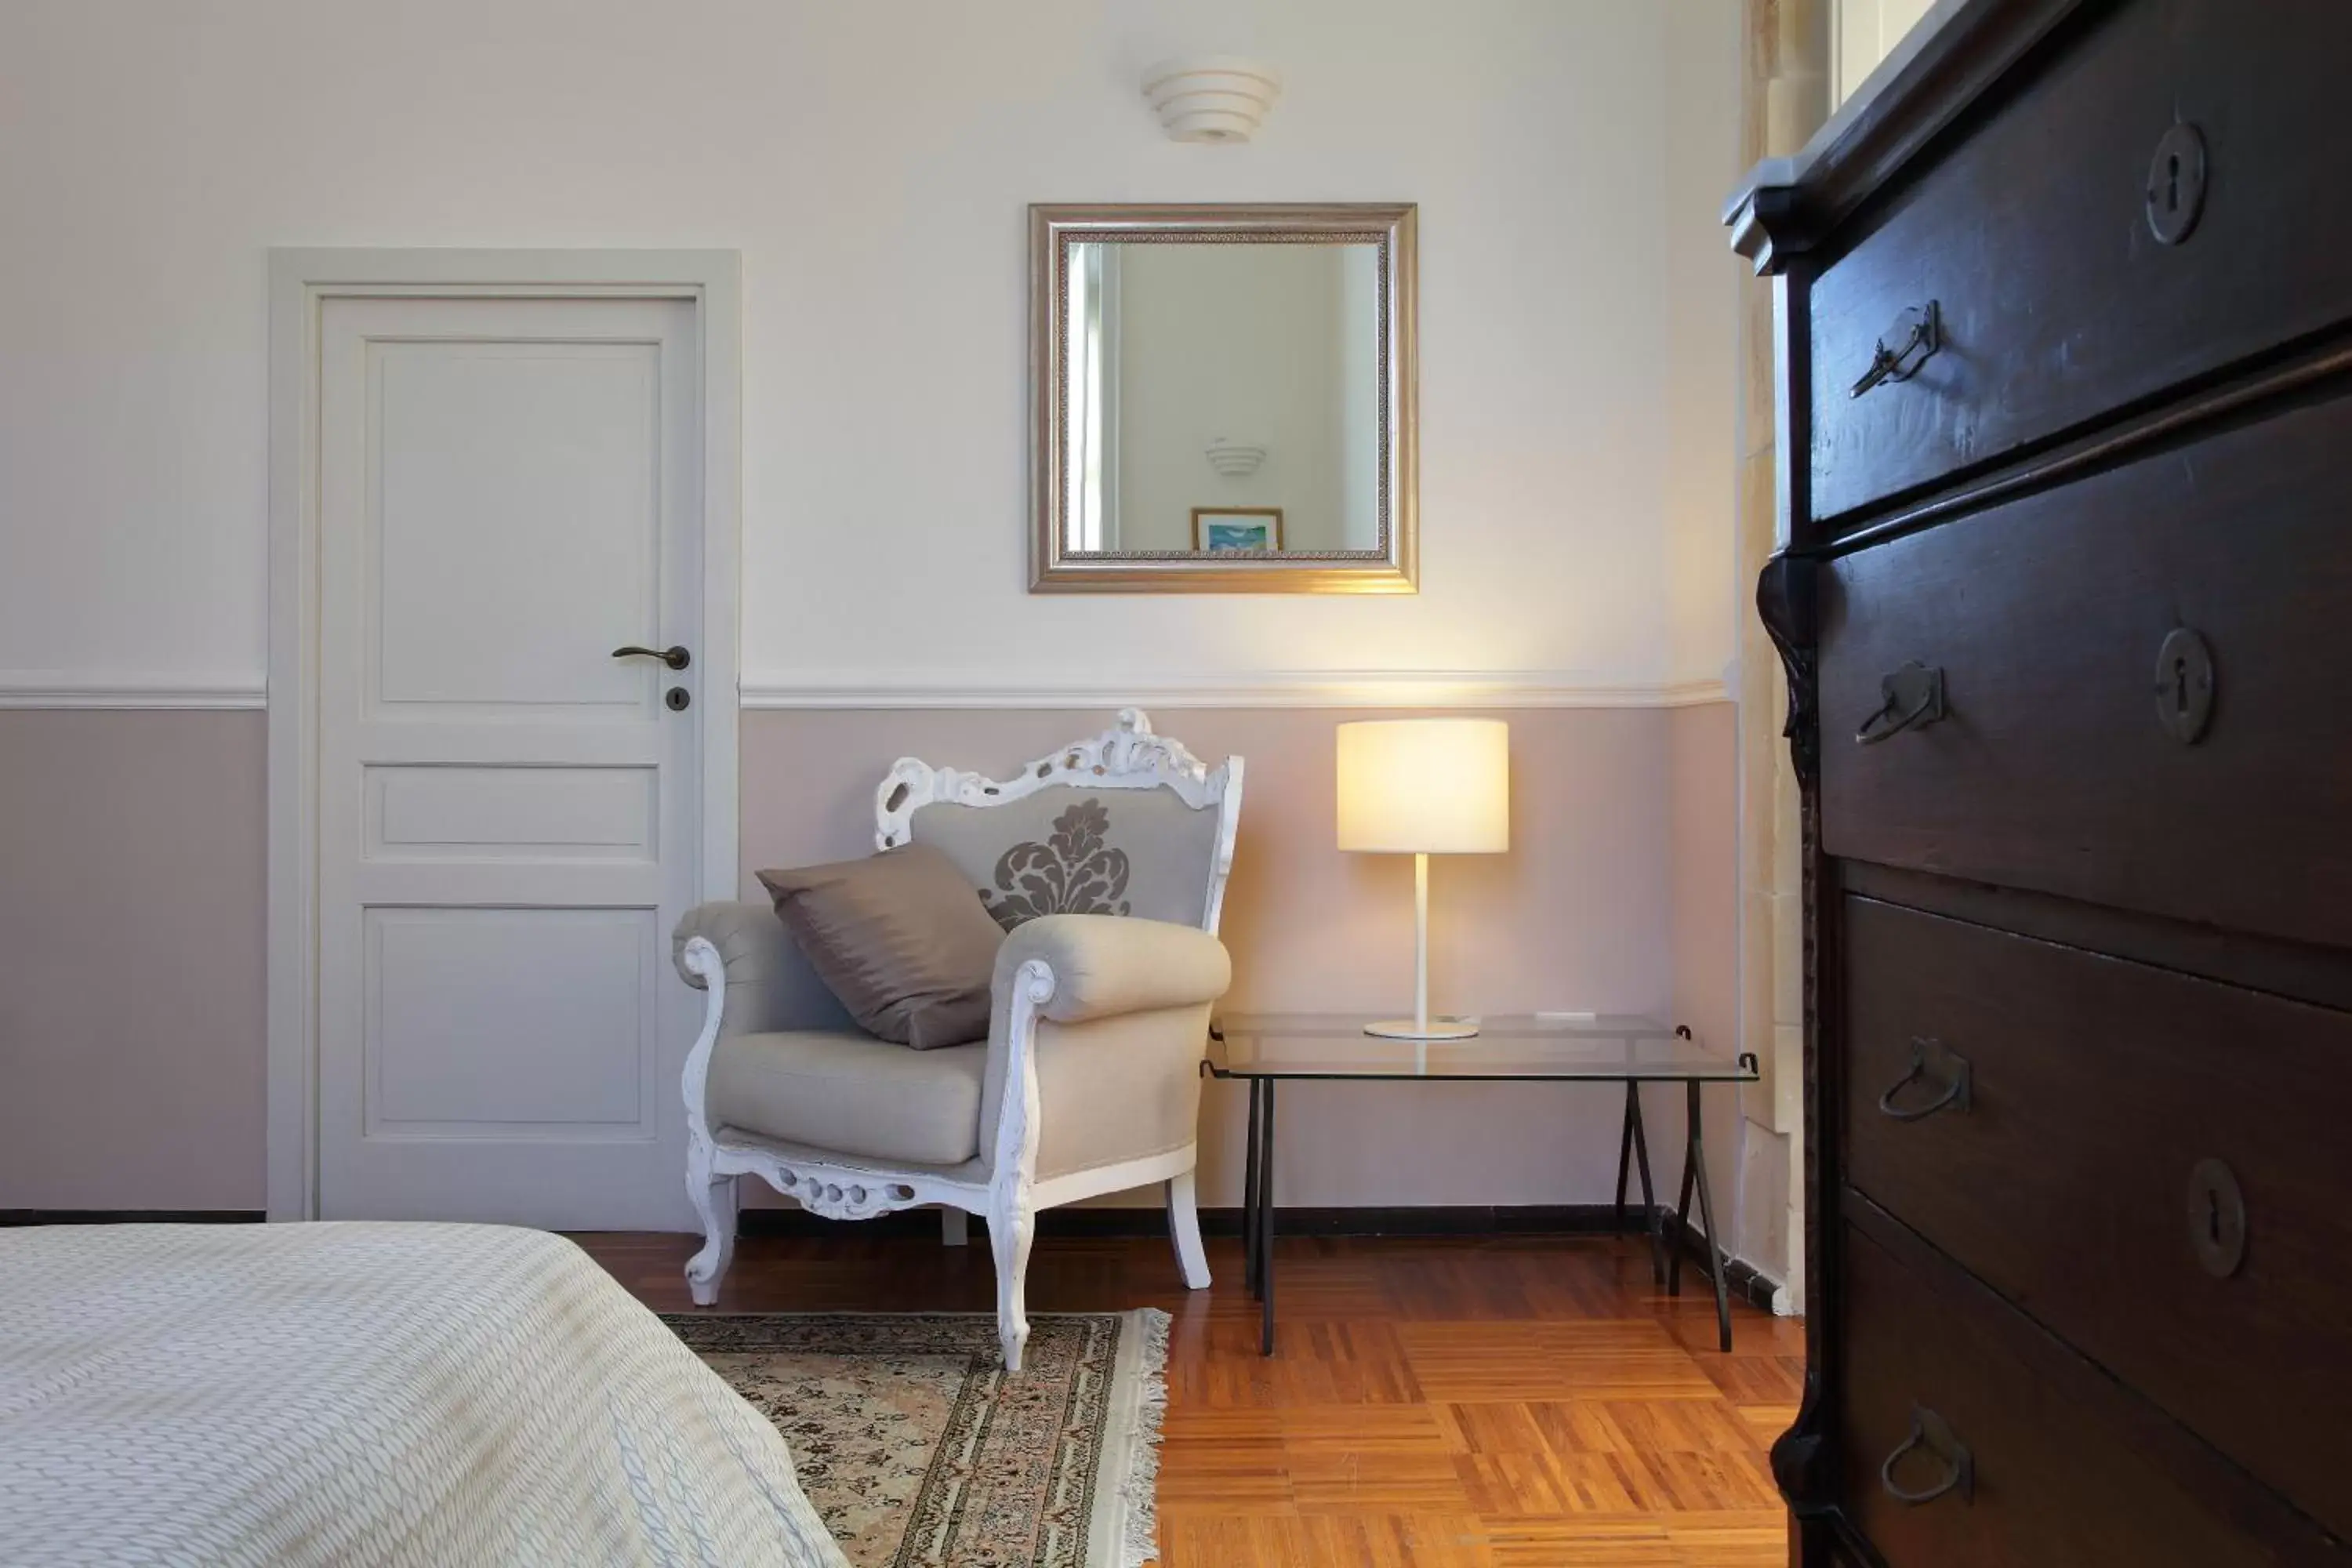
top-left (1030, 203), bottom-right (1417, 593)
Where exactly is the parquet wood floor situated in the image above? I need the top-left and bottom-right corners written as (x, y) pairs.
top-left (572, 1230), bottom-right (1801, 1567)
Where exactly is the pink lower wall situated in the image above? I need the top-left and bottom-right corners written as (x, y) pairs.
top-left (1668, 701), bottom-right (1743, 1246)
top-left (0, 710), bottom-right (267, 1208)
top-left (0, 702), bottom-right (1740, 1222)
top-left (739, 706), bottom-right (1742, 1211)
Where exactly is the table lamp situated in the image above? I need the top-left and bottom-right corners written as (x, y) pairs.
top-left (1335, 717), bottom-right (1510, 1040)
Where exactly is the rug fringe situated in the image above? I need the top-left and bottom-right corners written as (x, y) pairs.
top-left (1118, 1308), bottom-right (1172, 1568)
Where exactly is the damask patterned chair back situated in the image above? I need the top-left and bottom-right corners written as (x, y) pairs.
top-left (874, 709), bottom-right (1243, 935)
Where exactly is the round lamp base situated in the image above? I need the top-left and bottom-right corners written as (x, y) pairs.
top-left (1363, 1018), bottom-right (1480, 1040)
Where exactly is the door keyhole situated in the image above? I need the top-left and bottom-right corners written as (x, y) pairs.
top-left (2173, 656), bottom-right (2191, 716)
top-left (2165, 152), bottom-right (2182, 214)
top-left (2206, 1188), bottom-right (2222, 1246)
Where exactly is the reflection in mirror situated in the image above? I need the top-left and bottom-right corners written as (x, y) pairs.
top-left (1032, 205), bottom-right (1417, 593)
top-left (1064, 241), bottom-right (1383, 554)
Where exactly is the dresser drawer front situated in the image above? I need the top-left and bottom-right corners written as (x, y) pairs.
top-left (1841, 895), bottom-right (2352, 1537)
top-left (1816, 385), bottom-right (2352, 949)
top-left (1807, 0), bottom-right (2352, 523)
top-left (1838, 1217), bottom-right (2339, 1568)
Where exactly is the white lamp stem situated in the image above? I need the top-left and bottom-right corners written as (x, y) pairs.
top-left (1362, 850), bottom-right (1476, 1040)
top-left (1414, 851), bottom-right (1431, 1036)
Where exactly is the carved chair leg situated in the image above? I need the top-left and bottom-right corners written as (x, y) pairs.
top-left (684, 1157), bottom-right (739, 1308)
top-left (989, 1194), bottom-right (1036, 1373)
top-left (1166, 1168), bottom-right (1211, 1289)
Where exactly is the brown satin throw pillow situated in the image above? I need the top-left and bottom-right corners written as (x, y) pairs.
top-left (755, 844), bottom-right (1001, 1048)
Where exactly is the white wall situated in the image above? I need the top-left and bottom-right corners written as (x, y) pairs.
top-left (0, 0), bottom-right (1744, 700)
top-left (1664, 0), bottom-right (1748, 694)
top-left (0, 0), bottom-right (1759, 1227)
top-left (1835, 0), bottom-right (1939, 105)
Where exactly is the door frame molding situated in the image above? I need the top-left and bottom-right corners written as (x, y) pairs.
top-left (265, 249), bottom-right (742, 1221)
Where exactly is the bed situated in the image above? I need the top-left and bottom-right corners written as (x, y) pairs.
top-left (0, 1222), bottom-right (846, 1567)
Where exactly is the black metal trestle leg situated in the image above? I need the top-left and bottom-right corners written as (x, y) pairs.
top-left (1628, 1081), bottom-right (1662, 1284)
top-left (1613, 1085), bottom-right (1635, 1231)
top-left (1666, 1118), bottom-right (1697, 1298)
top-left (1256, 1080), bottom-right (1277, 1356)
top-left (1243, 1078), bottom-right (1263, 1298)
top-left (1674, 1079), bottom-right (1735, 1352)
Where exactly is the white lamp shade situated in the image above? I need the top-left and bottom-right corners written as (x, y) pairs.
top-left (1335, 718), bottom-right (1510, 854)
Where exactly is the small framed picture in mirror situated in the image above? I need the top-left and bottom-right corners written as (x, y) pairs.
top-left (1193, 507), bottom-right (1284, 553)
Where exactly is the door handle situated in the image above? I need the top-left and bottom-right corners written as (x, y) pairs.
top-left (612, 644), bottom-right (691, 671)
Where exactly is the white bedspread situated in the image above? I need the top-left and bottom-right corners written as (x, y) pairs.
top-left (0, 1223), bottom-right (845, 1568)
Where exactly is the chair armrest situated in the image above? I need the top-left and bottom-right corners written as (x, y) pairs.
top-left (996, 914), bottom-right (1232, 1024)
top-left (672, 901), bottom-right (804, 1038)
top-left (978, 916), bottom-right (1231, 1181)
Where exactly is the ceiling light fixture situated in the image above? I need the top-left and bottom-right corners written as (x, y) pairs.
top-left (1142, 57), bottom-right (1282, 144)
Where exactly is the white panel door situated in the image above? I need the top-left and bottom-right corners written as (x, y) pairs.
top-left (316, 295), bottom-right (702, 1228)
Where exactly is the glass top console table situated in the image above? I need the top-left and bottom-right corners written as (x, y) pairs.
top-left (1203, 1013), bottom-right (1762, 1356)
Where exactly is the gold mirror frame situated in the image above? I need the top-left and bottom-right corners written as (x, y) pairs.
top-left (1029, 203), bottom-right (1418, 593)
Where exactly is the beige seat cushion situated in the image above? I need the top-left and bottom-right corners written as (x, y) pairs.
top-left (708, 1029), bottom-right (986, 1166)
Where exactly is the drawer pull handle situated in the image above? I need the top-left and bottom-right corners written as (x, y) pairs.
top-left (1849, 301), bottom-right (1940, 398)
top-left (1855, 662), bottom-right (1947, 746)
top-left (1878, 1037), bottom-right (1972, 1121)
top-left (1880, 1406), bottom-right (1974, 1507)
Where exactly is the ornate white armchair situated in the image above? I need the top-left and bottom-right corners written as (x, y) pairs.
top-left (671, 710), bottom-right (1243, 1370)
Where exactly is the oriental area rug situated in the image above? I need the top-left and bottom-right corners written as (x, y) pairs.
top-left (664, 1310), bottom-right (1169, 1568)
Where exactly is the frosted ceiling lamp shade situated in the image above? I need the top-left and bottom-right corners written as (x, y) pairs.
top-left (1336, 719), bottom-right (1510, 1041)
top-left (1142, 57), bottom-right (1282, 143)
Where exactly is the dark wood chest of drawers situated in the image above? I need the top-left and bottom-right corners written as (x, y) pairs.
top-left (1729, 2), bottom-right (2352, 1563)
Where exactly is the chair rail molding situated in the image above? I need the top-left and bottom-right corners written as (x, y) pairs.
top-left (0, 672), bottom-right (1737, 713)
top-left (741, 671), bottom-right (1735, 710)
top-left (0, 673), bottom-right (267, 709)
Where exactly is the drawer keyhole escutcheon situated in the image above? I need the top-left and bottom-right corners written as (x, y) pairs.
top-left (1877, 1036), bottom-right (1973, 1121)
top-left (1856, 661), bottom-right (1947, 746)
top-left (2145, 123), bottom-right (2208, 245)
top-left (2187, 1158), bottom-right (2247, 1279)
top-left (2154, 627), bottom-right (2216, 744)
top-left (1880, 1406), bottom-right (1974, 1507)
